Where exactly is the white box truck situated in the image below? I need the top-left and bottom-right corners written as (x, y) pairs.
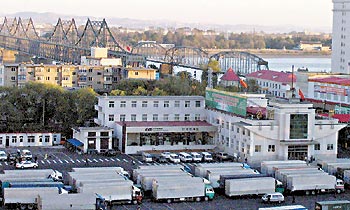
top-left (225, 177), bottom-right (276, 197)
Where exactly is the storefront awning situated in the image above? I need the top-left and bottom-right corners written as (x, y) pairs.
top-left (67, 138), bottom-right (84, 147)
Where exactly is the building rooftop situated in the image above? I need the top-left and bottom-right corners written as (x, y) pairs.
top-left (309, 76), bottom-right (350, 86)
top-left (246, 70), bottom-right (296, 83)
top-left (115, 121), bottom-right (214, 127)
top-left (220, 67), bottom-right (240, 81)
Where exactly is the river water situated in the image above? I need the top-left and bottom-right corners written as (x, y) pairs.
top-left (262, 57), bottom-right (331, 73)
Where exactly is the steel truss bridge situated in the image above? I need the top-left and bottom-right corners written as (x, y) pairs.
top-left (0, 17), bottom-right (268, 75)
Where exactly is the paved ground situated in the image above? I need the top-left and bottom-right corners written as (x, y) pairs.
top-left (2, 146), bottom-right (350, 210)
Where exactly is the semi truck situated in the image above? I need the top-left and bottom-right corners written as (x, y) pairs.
top-left (315, 200), bottom-right (350, 210)
top-left (206, 169), bottom-right (258, 188)
top-left (71, 167), bottom-right (129, 177)
top-left (260, 160), bottom-right (307, 176)
top-left (224, 177), bottom-right (276, 197)
top-left (258, 205), bottom-right (308, 210)
top-left (141, 174), bottom-right (192, 191)
top-left (194, 162), bottom-right (247, 177)
top-left (152, 177), bottom-right (214, 203)
top-left (37, 193), bottom-right (97, 210)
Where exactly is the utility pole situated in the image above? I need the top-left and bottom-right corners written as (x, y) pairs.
top-left (42, 99), bottom-right (45, 127)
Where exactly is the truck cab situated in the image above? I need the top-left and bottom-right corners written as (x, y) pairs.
top-left (132, 185), bottom-right (143, 204)
top-left (48, 170), bottom-right (63, 182)
top-left (204, 184), bottom-right (215, 200)
top-left (335, 179), bottom-right (345, 193)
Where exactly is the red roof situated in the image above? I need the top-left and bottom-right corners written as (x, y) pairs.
top-left (246, 70), bottom-right (296, 83)
top-left (318, 114), bottom-right (350, 123)
top-left (116, 121), bottom-right (214, 127)
top-left (220, 68), bottom-right (240, 81)
top-left (309, 76), bottom-right (350, 86)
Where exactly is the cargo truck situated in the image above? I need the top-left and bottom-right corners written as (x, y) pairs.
top-left (258, 205), bottom-right (308, 210)
top-left (315, 200), bottom-right (350, 210)
top-left (152, 177), bottom-right (214, 203)
top-left (37, 193), bottom-right (97, 210)
top-left (224, 177), bottom-right (276, 197)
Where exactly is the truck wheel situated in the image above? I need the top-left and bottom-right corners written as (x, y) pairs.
top-left (305, 191), bottom-right (310, 195)
top-left (337, 189), bottom-right (341, 194)
top-left (196, 197), bottom-right (201, 202)
top-left (167, 199), bottom-right (171, 203)
top-left (311, 190), bottom-right (316, 195)
top-left (28, 204), bottom-right (34, 209)
top-left (133, 200), bottom-right (138, 205)
top-left (204, 196), bottom-right (209, 201)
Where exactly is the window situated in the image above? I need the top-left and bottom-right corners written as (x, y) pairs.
top-left (108, 101), bottom-right (114, 108)
top-left (153, 114), bottom-right (158, 121)
top-left (19, 136), bottom-right (23, 142)
top-left (184, 114), bottom-right (190, 121)
top-left (88, 132), bottom-right (96, 137)
top-left (290, 114), bottom-right (308, 139)
top-left (327, 144), bottom-right (334, 150)
top-left (175, 101), bottom-right (180, 107)
top-left (174, 114), bottom-right (180, 121)
top-left (120, 114), bottom-right (125, 122)
top-left (195, 101), bottom-right (201, 107)
top-left (164, 101), bottom-right (169, 107)
top-left (226, 122), bottom-right (229, 129)
top-left (142, 101), bottom-right (148, 107)
top-left (131, 114), bottom-right (136, 121)
top-left (163, 114), bottom-right (169, 121)
top-left (236, 127), bottom-right (240, 133)
top-left (11, 76), bottom-right (16, 81)
top-left (255, 145), bottom-right (261, 152)
top-left (135, 72), bottom-right (139, 75)
top-left (268, 145), bottom-right (275, 152)
top-left (39, 136), bottom-right (42, 143)
top-left (12, 136), bottom-right (17, 143)
top-left (185, 101), bottom-right (190, 107)
top-left (45, 136), bottom-right (50, 142)
top-left (153, 101), bottom-right (159, 107)
top-left (231, 124), bottom-right (234, 131)
top-left (142, 114), bottom-right (147, 121)
top-left (314, 144), bottom-right (320, 151)
top-left (195, 114), bottom-right (200, 121)
top-left (120, 101), bottom-right (126, 107)
top-left (108, 115), bottom-right (114, 121)
top-left (28, 136), bottom-right (35, 143)
top-left (131, 101), bottom-right (137, 108)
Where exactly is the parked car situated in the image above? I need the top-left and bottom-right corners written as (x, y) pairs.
top-left (201, 152), bottom-right (213, 162)
top-left (21, 149), bottom-right (33, 160)
top-left (16, 160), bottom-right (38, 169)
top-left (155, 155), bottom-right (167, 163)
top-left (104, 149), bottom-right (117, 157)
top-left (190, 152), bottom-right (202, 162)
top-left (161, 151), bottom-right (171, 159)
top-left (178, 152), bottom-right (193, 162)
top-left (215, 152), bottom-right (229, 161)
top-left (0, 151), bottom-right (7, 161)
top-left (169, 153), bottom-right (180, 163)
top-left (7, 152), bottom-right (18, 161)
top-left (142, 152), bottom-right (153, 162)
top-left (262, 192), bottom-right (284, 203)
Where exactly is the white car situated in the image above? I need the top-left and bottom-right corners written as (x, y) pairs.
top-left (179, 152), bottom-right (193, 162)
top-left (201, 152), bottom-right (213, 162)
top-left (190, 152), bottom-right (202, 162)
top-left (16, 161), bottom-right (38, 169)
top-left (262, 192), bottom-right (284, 203)
top-left (169, 153), bottom-right (180, 163)
top-left (161, 152), bottom-right (171, 159)
top-left (0, 151), bottom-right (7, 161)
top-left (21, 149), bottom-right (33, 160)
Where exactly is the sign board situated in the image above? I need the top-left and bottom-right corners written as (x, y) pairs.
top-left (205, 88), bottom-right (247, 116)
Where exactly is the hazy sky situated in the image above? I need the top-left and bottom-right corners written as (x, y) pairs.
top-left (1, 0), bottom-right (333, 28)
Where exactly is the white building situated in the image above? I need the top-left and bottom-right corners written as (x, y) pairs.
top-left (332, 0), bottom-right (350, 73)
top-left (206, 89), bottom-right (346, 167)
top-left (94, 95), bottom-right (217, 154)
top-left (72, 127), bottom-right (113, 154)
top-left (0, 133), bottom-right (61, 147)
top-left (81, 47), bottom-right (122, 67)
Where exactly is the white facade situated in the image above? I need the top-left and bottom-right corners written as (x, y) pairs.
top-left (81, 47), bottom-right (122, 66)
top-left (332, 0), bottom-right (350, 73)
top-left (72, 127), bottom-right (113, 153)
top-left (0, 133), bottom-right (61, 147)
top-left (0, 64), bottom-right (4, 86)
top-left (207, 99), bottom-right (346, 167)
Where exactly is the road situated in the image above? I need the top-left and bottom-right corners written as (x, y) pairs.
top-left (2, 146), bottom-right (350, 210)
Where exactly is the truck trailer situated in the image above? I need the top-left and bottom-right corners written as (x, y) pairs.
top-left (224, 177), bottom-right (276, 197)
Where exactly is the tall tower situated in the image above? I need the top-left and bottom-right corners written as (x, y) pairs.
top-left (332, 0), bottom-right (350, 74)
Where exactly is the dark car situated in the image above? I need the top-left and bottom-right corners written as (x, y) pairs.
top-left (104, 149), bottom-right (118, 157)
top-left (7, 152), bottom-right (19, 161)
top-left (155, 155), bottom-right (167, 163)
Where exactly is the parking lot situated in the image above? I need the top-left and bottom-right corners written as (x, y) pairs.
top-left (2, 147), bottom-right (350, 210)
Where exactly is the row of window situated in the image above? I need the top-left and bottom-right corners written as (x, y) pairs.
top-left (0, 136), bottom-right (51, 144)
top-left (259, 81), bottom-right (282, 89)
top-left (108, 100), bottom-right (202, 108)
top-left (109, 113), bottom-right (201, 122)
top-left (216, 119), bottom-right (251, 137)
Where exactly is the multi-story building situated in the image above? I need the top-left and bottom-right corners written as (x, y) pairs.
top-left (72, 127), bottom-right (113, 154)
top-left (205, 88), bottom-right (346, 167)
top-left (94, 95), bottom-right (217, 154)
top-left (0, 133), bottom-right (61, 147)
top-left (125, 67), bottom-right (157, 80)
top-left (332, 0), bottom-right (350, 73)
top-left (246, 70), bottom-right (295, 98)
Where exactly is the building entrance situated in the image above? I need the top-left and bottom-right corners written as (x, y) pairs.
top-left (288, 145), bottom-right (308, 160)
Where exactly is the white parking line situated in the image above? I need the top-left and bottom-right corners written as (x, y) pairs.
top-left (4, 162), bottom-right (8, 166)
top-left (46, 160), bottom-right (51, 164)
top-left (146, 163), bottom-right (151, 165)
top-left (137, 160), bottom-right (143, 164)
top-left (52, 160), bottom-right (57, 164)
top-left (64, 160), bottom-right (69, 163)
top-left (104, 158), bottom-right (109, 162)
top-left (109, 158), bottom-right (115, 162)
top-left (123, 159), bottom-right (128, 162)
top-left (70, 159), bottom-right (75, 163)
top-left (99, 158), bottom-right (104, 162)
top-left (41, 160), bottom-right (45, 164)
top-left (58, 160), bottom-right (63, 164)
top-left (76, 159), bottom-right (80, 163)
top-left (116, 158), bottom-right (120, 161)
top-left (88, 159), bottom-right (93, 163)
top-left (93, 159), bottom-right (98, 162)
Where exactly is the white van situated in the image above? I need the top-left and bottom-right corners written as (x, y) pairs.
top-left (142, 152), bottom-right (153, 162)
top-left (169, 153), bottom-right (180, 163)
top-left (262, 192), bottom-right (284, 203)
top-left (21, 149), bottom-right (33, 160)
top-left (190, 152), bottom-right (202, 162)
top-left (178, 152), bottom-right (193, 162)
top-left (201, 152), bottom-right (213, 162)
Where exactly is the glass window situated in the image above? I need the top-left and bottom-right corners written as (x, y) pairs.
top-left (120, 114), bottom-right (125, 121)
top-left (108, 101), bottom-right (114, 108)
top-left (153, 114), bottom-right (158, 121)
top-left (28, 136), bottom-right (35, 143)
top-left (154, 101), bottom-right (159, 107)
top-left (268, 145), bottom-right (275, 152)
top-left (195, 101), bottom-right (201, 107)
top-left (131, 114), bottom-right (136, 121)
top-left (175, 101), bottom-right (180, 107)
top-left (164, 101), bottom-right (169, 107)
top-left (314, 144), bottom-right (320, 151)
top-left (120, 101), bottom-right (126, 107)
top-left (255, 145), bottom-right (261, 152)
top-left (108, 115), bottom-right (114, 121)
top-left (226, 122), bottom-right (229, 129)
top-left (327, 144), bottom-right (334, 150)
top-left (237, 127), bottom-right (240, 133)
top-left (45, 136), bottom-right (50, 142)
top-left (88, 132), bottom-right (96, 137)
top-left (185, 101), bottom-right (190, 107)
top-left (163, 114), bottom-right (169, 121)
top-left (142, 114), bottom-right (147, 121)
top-left (184, 114), bottom-right (190, 121)
top-left (290, 114), bottom-right (308, 139)
top-left (174, 114), bottom-right (180, 121)
top-left (195, 114), bottom-right (200, 121)
top-left (131, 101), bottom-right (137, 108)
top-left (142, 101), bottom-right (148, 107)
top-left (19, 136), bottom-right (23, 142)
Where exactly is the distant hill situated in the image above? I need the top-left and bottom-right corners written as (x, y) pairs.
top-left (4, 12), bottom-right (331, 33)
